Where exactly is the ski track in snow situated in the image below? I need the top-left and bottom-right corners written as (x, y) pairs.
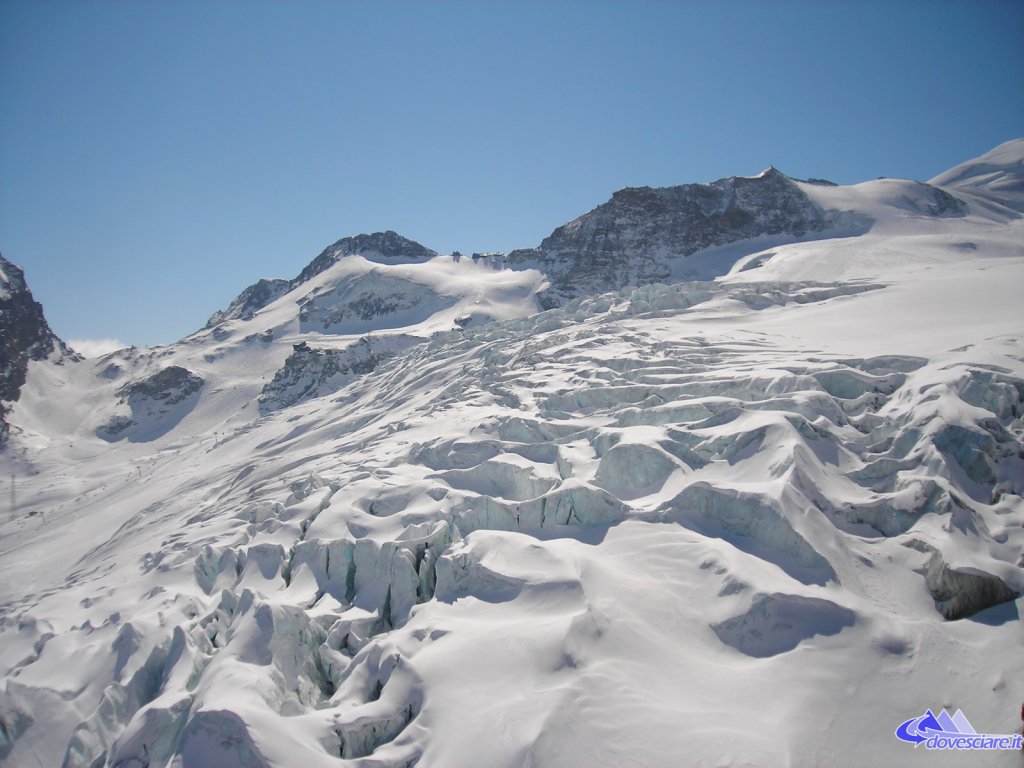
top-left (1, 142), bottom-right (1023, 767)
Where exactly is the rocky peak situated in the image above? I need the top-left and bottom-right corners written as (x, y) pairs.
top-left (0, 253), bottom-right (78, 444)
top-left (507, 168), bottom-right (831, 307)
top-left (294, 231), bottom-right (438, 285)
top-left (206, 232), bottom-right (437, 330)
top-left (206, 278), bottom-right (291, 328)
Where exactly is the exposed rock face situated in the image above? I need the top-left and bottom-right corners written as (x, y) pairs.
top-left (117, 366), bottom-right (204, 405)
top-left (259, 332), bottom-right (429, 414)
top-left (295, 231), bottom-right (437, 285)
top-left (297, 273), bottom-right (455, 334)
top-left (298, 285), bottom-right (424, 332)
top-left (206, 232), bottom-right (437, 330)
top-left (0, 253), bottom-right (78, 445)
top-left (505, 168), bottom-right (833, 307)
top-left (206, 278), bottom-right (290, 328)
top-left (923, 552), bottom-right (1019, 620)
top-left (100, 366), bottom-right (205, 441)
top-left (259, 340), bottom-right (385, 414)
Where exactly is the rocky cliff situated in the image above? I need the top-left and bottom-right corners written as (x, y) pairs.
top-left (506, 168), bottom-right (836, 307)
top-left (0, 253), bottom-right (77, 444)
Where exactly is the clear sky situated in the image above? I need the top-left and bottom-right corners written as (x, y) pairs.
top-left (1, 0), bottom-right (1022, 349)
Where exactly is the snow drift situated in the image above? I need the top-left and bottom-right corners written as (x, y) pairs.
top-left (1, 141), bottom-right (1023, 767)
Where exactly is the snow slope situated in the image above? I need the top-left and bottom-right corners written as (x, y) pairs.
top-left (1, 142), bottom-right (1023, 768)
top-left (929, 138), bottom-right (1024, 213)
top-left (4, 247), bottom-right (545, 454)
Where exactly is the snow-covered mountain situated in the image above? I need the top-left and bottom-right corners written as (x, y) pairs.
top-left (929, 138), bottom-right (1024, 213)
top-left (205, 232), bottom-right (441, 328)
top-left (0, 254), bottom-right (78, 445)
top-left (1, 140), bottom-right (1022, 768)
top-left (506, 166), bottom-right (846, 307)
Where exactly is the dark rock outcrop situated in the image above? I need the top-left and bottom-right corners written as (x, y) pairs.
top-left (116, 366), bottom-right (204, 405)
top-left (258, 340), bottom-right (383, 414)
top-left (923, 552), bottom-right (1019, 620)
top-left (100, 366), bottom-right (205, 440)
top-left (297, 273), bottom-right (454, 334)
top-left (206, 278), bottom-right (290, 328)
top-left (0, 253), bottom-right (79, 445)
top-left (506, 168), bottom-right (833, 307)
top-left (295, 231), bottom-right (437, 285)
top-left (258, 334), bottom-right (423, 413)
top-left (207, 232), bottom-right (437, 330)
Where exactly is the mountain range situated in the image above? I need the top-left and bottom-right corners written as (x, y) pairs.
top-left (0, 139), bottom-right (1022, 767)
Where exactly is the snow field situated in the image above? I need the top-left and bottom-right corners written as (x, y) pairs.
top-left (1, 141), bottom-right (1023, 766)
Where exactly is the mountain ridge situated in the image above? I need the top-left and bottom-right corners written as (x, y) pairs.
top-left (0, 141), bottom-right (1022, 768)
top-left (206, 231), bottom-right (438, 328)
top-left (0, 253), bottom-right (79, 445)
top-left (203, 162), bottom-right (960, 334)
top-left (4, 142), bottom-right (1022, 447)
top-left (505, 165), bottom-right (841, 307)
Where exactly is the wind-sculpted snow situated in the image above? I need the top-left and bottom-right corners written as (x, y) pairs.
top-left (206, 278), bottom-right (291, 328)
top-left (1, 271), bottom-right (1021, 767)
top-left (298, 274), bottom-right (456, 335)
top-left (206, 232), bottom-right (440, 332)
top-left (2, 143), bottom-right (1024, 766)
top-left (930, 138), bottom-right (1024, 213)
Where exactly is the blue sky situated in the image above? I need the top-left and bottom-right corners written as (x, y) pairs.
top-left (1, 0), bottom-right (1022, 348)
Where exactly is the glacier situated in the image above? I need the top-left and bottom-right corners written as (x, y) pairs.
top-left (0, 140), bottom-right (1022, 767)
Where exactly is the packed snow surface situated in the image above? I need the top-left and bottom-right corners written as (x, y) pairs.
top-left (1, 143), bottom-right (1023, 767)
